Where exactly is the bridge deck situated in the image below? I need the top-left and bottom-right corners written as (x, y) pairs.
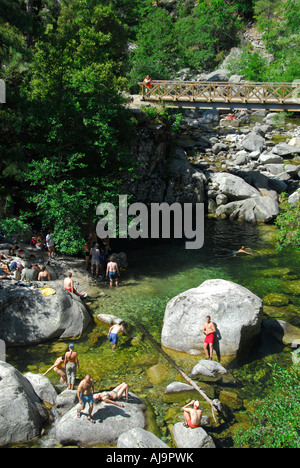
top-left (139, 80), bottom-right (300, 112)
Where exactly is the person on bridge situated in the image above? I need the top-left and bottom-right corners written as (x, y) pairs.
top-left (143, 75), bottom-right (153, 89)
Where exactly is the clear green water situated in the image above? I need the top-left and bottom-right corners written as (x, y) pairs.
top-left (7, 217), bottom-right (300, 447)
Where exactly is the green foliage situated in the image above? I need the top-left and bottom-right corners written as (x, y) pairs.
top-left (234, 364), bottom-right (300, 448)
top-left (141, 104), bottom-right (183, 133)
top-left (0, 215), bottom-right (31, 241)
top-left (250, 0), bottom-right (300, 82)
top-left (0, 0), bottom-right (136, 255)
top-left (174, 0), bottom-right (242, 70)
top-left (128, 0), bottom-right (243, 88)
top-left (226, 47), bottom-right (270, 81)
top-left (275, 194), bottom-right (300, 252)
top-left (128, 8), bottom-right (181, 87)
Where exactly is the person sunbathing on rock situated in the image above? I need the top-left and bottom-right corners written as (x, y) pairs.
top-left (94, 382), bottom-right (129, 407)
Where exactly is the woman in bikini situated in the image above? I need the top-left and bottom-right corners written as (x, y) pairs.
top-left (43, 355), bottom-right (67, 384)
top-left (94, 382), bottom-right (129, 407)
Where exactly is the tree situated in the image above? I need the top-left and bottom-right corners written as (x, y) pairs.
top-left (1, 0), bottom-right (136, 254)
top-left (174, 0), bottom-right (242, 71)
top-left (128, 7), bottom-right (181, 88)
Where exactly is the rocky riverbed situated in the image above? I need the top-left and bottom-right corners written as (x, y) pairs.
top-left (126, 102), bottom-right (300, 225)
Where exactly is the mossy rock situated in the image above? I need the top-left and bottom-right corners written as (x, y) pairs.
top-left (49, 342), bottom-right (68, 355)
top-left (164, 407), bottom-right (182, 423)
top-left (146, 364), bottom-right (171, 385)
top-left (283, 280), bottom-right (300, 296)
top-left (132, 353), bottom-right (159, 368)
top-left (219, 390), bottom-right (244, 410)
top-left (260, 267), bottom-right (295, 279)
top-left (263, 293), bottom-right (290, 307)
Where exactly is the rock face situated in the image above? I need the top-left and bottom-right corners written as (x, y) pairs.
top-left (24, 372), bottom-right (58, 405)
top-left (172, 423), bottom-right (216, 448)
top-left (209, 172), bottom-right (261, 201)
top-left (0, 361), bottom-right (49, 447)
top-left (126, 105), bottom-right (300, 226)
top-left (0, 282), bottom-right (91, 345)
top-left (191, 360), bottom-right (227, 378)
top-left (117, 428), bottom-right (169, 448)
top-left (161, 279), bottom-right (263, 358)
top-left (55, 393), bottom-right (147, 446)
top-left (216, 196), bottom-right (279, 223)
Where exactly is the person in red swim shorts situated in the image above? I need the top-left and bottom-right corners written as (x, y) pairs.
top-left (203, 315), bottom-right (216, 360)
top-left (64, 272), bottom-right (87, 298)
top-left (182, 400), bottom-right (203, 429)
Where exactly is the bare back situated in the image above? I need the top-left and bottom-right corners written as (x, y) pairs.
top-left (64, 277), bottom-right (73, 289)
top-left (65, 350), bottom-right (78, 364)
top-left (190, 408), bottom-right (202, 426)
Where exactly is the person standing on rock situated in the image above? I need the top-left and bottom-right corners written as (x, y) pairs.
top-left (46, 230), bottom-right (55, 259)
top-left (90, 243), bottom-right (101, 277)
top-left (77, 374), bottom-right (95, 423)
top-left (182, 400), bottom-right (202, 429)
top-left (203, 315), bottom-right (216, 360)
top-left (64, 344), bottom-right (79, 390)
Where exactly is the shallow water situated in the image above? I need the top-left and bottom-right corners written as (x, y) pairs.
top-left (7, 217), bottom-right (300, 447)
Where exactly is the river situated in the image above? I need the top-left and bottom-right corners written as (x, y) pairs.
top-left (7, 217), bottom-right (300, 447)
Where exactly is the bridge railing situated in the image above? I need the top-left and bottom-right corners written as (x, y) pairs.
top-left (138, 80), bottom-right (300, 105)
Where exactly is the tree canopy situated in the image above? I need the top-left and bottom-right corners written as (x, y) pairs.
top-left (0, 0), bottom-right (299, 253)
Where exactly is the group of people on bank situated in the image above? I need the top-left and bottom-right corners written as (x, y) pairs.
top-left (84, 232), bottom-right (120, 288)
top-left (0, 251), bottom-right (52, 282)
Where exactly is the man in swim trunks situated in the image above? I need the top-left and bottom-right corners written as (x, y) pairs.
top-left (107, 321), bottom-right (129, 350)
top-left (77, 374), bottom-right (95, 423)
top-left (203, 315), bottom-right (216, 360)
top-left (106, 255), bottom-right (120, 288)
top-left (181, 400), bottom-right (202, 429)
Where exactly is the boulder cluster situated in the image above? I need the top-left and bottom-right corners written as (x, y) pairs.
top-left (127, 105), bottom-right (299, 225)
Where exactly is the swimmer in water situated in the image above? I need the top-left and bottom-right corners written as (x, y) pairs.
top-left (233, 246), bottom-right (253, 256)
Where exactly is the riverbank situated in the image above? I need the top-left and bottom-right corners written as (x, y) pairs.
top-left (1, 218), bottom-right (299, 448)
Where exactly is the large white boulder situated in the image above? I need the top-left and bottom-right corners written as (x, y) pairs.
top-left (172, 422), bottom-right (216, 448)
top-left (0, 361), bottom-right (49, 447)
top-left (55, 393), bottom-right (147, 446)
top-left (0, 283), bottom-right (91, 345)
top-left (117, 428), bottom-right (169, 448)
top-left (209, 173), bottom-right (260, 201)
top-left (161, 279), bottom-right (263, 358)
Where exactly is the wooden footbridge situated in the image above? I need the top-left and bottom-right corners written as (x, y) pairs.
top-left (139, 80), bottom-right (300, 112)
